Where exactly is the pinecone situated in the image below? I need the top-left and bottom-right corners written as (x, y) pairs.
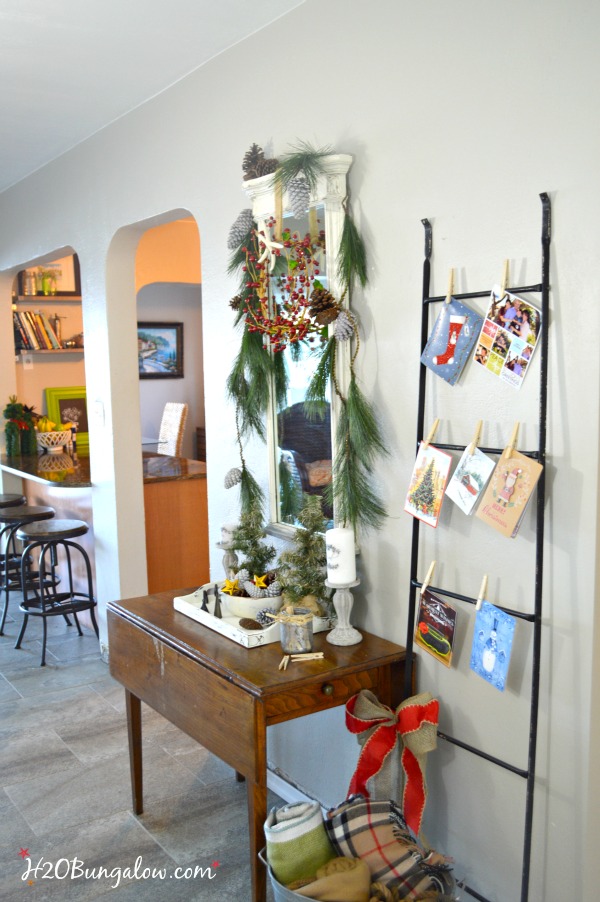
top-left (288, 177), bottom-right (310, 218)
top-left (256, 607), bottom-right (278, 626)
top-left (267, 579), bottom-right (282, 597)
top-left (334, 309), bottom-right (355, 341)
top-left (242, 144), bottom-right (264, 180)
top-left (309, 287), bottom-right (340, 325)
top-left (227, 208), bottom-right (254, 249)
top-left (224, 467), bottom-right (242, 489)
top-left (256, 156), bottom-right (279, 177)
top-left (244, 580), bottom-right (267, 599)
top-left (230, 295), bottom-right (243, 311)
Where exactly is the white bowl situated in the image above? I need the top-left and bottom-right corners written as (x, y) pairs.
top-left (36, 430), bottom-right (72, 454)
top-left (226, 594), bottom-right (283, 620)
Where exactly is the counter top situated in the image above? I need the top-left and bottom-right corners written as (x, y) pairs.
top-left (0, 452), bottom-right (206, 489)
top-left (142, 453), bottom-right (206, 484)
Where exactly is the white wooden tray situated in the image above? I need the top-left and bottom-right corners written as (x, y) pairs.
top-left (173, 586), bottom-right (331, 649)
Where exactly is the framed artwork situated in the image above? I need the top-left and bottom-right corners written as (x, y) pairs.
top-left (138, 322), bottom-right (184, 379)
top-left (45, 386), bottom-right (89, 455)
top-left (18, 254), bottom-right (81, 297)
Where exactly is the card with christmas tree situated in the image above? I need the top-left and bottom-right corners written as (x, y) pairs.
top-left (476, 450), bottom-right (543, 538)
top-left (415, 589), bottom-right (457, 667)
top-left (404, 442), bottom-right (452, 528)
top-left (470, 600), bottom-right (516, 691)
top-left (445, 445), bottom-right (495, 515)
top-left (420, 297), bottom-right (484, 385)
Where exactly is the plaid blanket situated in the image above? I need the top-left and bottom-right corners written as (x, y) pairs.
top-left (325, 796), bottom-right (455, 899)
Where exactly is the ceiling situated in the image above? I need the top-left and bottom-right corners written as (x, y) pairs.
top-left (0, 0), bottom-right (304, 193)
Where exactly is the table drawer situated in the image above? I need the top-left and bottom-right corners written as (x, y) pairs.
top-left (265, 668), bottom-right (382, 723)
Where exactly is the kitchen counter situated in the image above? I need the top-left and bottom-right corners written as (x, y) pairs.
top-left (1, 450), bottom-right (210, 595)
top-left (0, 452), bottom-right (207, 488)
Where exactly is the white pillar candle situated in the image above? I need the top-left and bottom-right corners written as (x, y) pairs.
top-left (326, 527), bottom-right (356, 584)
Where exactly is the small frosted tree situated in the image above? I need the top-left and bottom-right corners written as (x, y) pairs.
top-left (278, 495), bottom-right (332, 610)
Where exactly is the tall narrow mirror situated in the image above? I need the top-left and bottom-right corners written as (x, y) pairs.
top-left (244, 155), bottom-right (351, 536)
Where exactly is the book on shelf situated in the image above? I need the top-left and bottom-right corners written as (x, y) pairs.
top-left (12, 309), bottom-right (64, 351)
top-left (38, 311), bottom-right (62, 348)
top-left (33, 313), bottom-right (53, 349)
top-left (13, 312), bottom-right (30, 350)
top-left (18, 311), bottom-right (40, 349)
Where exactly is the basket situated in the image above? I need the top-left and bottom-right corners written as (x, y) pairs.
top-left (258, 849), bottom-right (308, 902)
top-left (36, 430), bottom-right (72, 454)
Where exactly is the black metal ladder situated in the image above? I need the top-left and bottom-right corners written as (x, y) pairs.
top-left (403, 193), bottom-right (551, 902)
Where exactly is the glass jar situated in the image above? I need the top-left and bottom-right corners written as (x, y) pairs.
top-left (280, 607), bottom-right (314, 654)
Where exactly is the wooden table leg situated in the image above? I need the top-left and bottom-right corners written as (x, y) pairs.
top-left (247, 704), bottom-right (267, 902)
top-left (125, 689), bottom-right (143, 815)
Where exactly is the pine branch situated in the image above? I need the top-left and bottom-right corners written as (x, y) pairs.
top-left (331, 402), bottom-right (387, 534)
top-left (346, 374), bottom-right (388, 469)
top-left (227, 224), bottom-right (256, 274)
top-left (238, 467), bottom-right (266, 517)
top-left (330, 437), bottom-right (387, 534)
top-left (304, 336), bottom-right (335, 418)
top-left (338, 211), bottom-right (368, 290)
top-left (274, 141), bottom-right (332, 194)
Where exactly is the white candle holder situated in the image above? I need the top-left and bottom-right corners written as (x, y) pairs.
top-left (325, 578), bottom-right (362, 646)
top-left (216, 541), bottom-right (239, 580)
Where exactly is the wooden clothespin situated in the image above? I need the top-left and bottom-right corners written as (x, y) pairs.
top-left (501, 259), bottom-right (510, 297)
top-left (501, 421), bottom-right (520, 462)
top-left (274, 181), bottom-right (283, 241)
top-left (278, 654), bottom-right (290, 671)
top-left (476, 574), bottom-right (488, 611)
top-left (468, 419), bottom-right (483, 457)
top-left (290, 652), bottom-right (324, 662)
top-left (445, 268), bottom-right (455, 305)
top-left (420, 560), bottom-right (436, 597)
top-left (422, 418), bottom-right (440, 449)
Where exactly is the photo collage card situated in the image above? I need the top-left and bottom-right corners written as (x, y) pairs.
top-left (474, 285), bottom-right (542, 389)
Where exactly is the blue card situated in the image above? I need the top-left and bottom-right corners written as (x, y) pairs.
top-left (470, 601), bottom-right (516, 692)
top-left (421, 297), bottom-right (484, 385)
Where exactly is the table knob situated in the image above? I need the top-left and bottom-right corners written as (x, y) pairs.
top-left (322, 683), bottom-right (334, 696)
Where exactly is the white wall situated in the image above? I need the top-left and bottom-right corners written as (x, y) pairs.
top-left (137, 282), bottom-right (204, 461)
top-left (0, 1), bottom-right (598, 898)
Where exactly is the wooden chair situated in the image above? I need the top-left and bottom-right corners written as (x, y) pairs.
top-left (157, 402), bottom-right (188, 456)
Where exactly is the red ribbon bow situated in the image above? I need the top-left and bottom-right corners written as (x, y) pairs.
top-left (346, 690), bottom-right (439, 836)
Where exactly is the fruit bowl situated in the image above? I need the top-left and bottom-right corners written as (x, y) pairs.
top-left (36, 430), bottom-right (72, 454)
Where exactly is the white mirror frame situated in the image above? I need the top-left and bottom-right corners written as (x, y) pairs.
top-left (243, 154), bottom-right (352, 538)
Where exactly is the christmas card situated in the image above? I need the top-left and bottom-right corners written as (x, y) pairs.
top-left (475, 450), bottom-right (543, 538)
top-left (474, 285), bottom-right (542, 390)
top-left (404, 442), bottom-right (453, 528)
top-left (445, 446), bottom-right (495, 515)
top-left (421, 297), bottom-right (484, 385)
top-left (415, 589), bottom-right (457, 667)
top-left (470, 600), bottom-right (516, 691)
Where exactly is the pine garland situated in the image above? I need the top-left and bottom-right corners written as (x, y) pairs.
top-left (226, 141), bottom-right (387, 532)
top-left (338, 209), bottom-right (368, 290)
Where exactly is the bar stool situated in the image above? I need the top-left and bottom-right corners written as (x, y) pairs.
top-left (0, 494), bottom-right (27, 508)
top-left (0, 504), bottom-right (56, 635)
top-left (15, 519), bottom-right (99, 666)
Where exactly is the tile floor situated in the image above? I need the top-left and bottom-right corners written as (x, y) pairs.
top-left (0, 596), bottom-right (281, 900)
